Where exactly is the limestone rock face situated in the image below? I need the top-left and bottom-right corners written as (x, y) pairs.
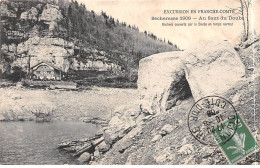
top-left (5, 36), bottom-right (120, 74)
top-left (39, 4), bottom-right (63, 22)
top-left (137, 51), bottom-right (191, 115)
top-left (14, 37), bottom-right (73, 72)
top-left (20, 7), bottom-right (38, 20)
top-left (180, 40), bottom-right (245, 101)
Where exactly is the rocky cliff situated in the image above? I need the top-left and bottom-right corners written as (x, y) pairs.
top-left (0, 2), bottom-right (123, 76)
top-left (10, 37), bottom-right (73, 73)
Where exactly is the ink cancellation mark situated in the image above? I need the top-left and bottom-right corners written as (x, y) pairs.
top-left (188, 96), bottom-right (238, 146)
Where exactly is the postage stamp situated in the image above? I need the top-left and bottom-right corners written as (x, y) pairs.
top-left (188, 96), bottom-right (259, 164)
top-left (188, 96), bottom-right (239, 146)
top-left (213, 114), bottom-right (259, 164)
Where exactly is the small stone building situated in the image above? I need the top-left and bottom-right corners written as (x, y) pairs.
top-left (31, 62), bottom-right (63, 80)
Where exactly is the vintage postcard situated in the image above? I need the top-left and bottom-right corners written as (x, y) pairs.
top-left (0, 0), bottom-right (259, 165)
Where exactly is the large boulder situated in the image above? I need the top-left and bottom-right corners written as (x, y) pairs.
top-left (180, 40), bottom-right (245, 101)
top-left (137, 40), bottom-right (246, 115)
top-left (137, 51), bottom-right (191, 115)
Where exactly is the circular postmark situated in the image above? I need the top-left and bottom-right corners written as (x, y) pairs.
top-left (188, 96), bottom-right (238, 146)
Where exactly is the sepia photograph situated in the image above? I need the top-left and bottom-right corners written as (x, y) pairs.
top-left (0, 0), bottom-right (259, 165)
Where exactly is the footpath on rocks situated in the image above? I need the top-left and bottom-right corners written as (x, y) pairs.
top-left (58, 40), bottom-right (260, 165)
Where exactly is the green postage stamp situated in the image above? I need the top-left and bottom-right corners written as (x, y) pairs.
top-left (213, 114), bottom-right (259, 164)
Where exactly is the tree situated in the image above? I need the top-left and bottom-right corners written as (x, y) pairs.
top-left (242, 0), bottom-right (251, 42)
top-left (168, 40), bottom-right (173, 45)
top-left (229, 0), bottom-right (252, 43)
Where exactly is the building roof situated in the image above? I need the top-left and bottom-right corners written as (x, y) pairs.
top-left (31, 62), bottom-right (64, 72)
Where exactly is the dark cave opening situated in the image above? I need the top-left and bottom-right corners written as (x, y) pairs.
top-left (166, 75), bottom-right (193, 110)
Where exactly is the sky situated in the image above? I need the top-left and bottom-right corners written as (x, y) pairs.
top-left (78, 0), bottom-right (260, 49)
